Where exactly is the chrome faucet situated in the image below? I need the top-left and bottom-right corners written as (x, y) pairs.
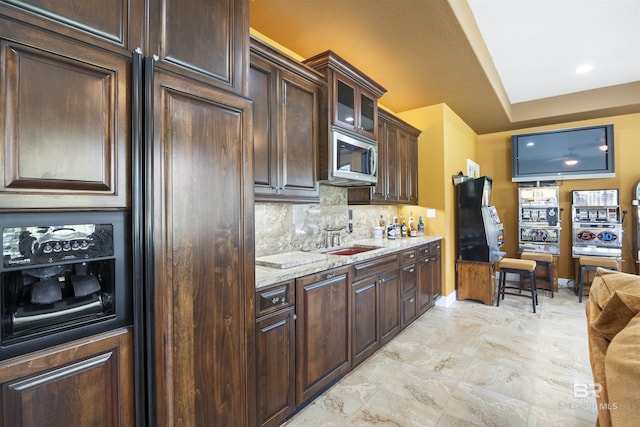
top-left (325, 226), bottom-right (345, 248)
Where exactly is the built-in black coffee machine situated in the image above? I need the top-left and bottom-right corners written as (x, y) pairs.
top-left (0, 211), bottom-right (131, 360)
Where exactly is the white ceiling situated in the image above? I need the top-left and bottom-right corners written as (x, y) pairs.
top-left (468, 0), bottom-right (640, 104)
top-left (249, 0), bottom-right (640, 134)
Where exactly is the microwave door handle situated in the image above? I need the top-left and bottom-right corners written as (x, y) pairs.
top-left (369, 146), bottom-right (377, 176)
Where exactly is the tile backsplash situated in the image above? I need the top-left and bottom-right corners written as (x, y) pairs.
top-left (255, 185), bottom-right (400, 257)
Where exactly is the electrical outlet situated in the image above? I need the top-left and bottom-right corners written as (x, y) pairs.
top-left (426, 208), bottom-right (436, 218)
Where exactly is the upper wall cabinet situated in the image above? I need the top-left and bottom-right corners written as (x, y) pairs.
top-left (303, 51), bottom-right (386, 142)
top-left (0, 13), bottom-right (134, 209)
top-left (147, 0), bottom-right (249, 95)
top-left (0, 0), bottom-right (144, 55)
top-left (250, 37), bottom-right (324, 203)
top-left (349, 110), bottom-right (421, 205)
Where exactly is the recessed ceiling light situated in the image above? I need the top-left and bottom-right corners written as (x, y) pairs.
top-left (576, 64), bottom-right (594, 74)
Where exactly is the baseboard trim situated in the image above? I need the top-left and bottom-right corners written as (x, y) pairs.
top-left (435, 291), bottom-right (457, 307)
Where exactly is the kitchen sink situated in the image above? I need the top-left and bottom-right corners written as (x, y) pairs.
top-left (322, 245), bottom-right (381, 256)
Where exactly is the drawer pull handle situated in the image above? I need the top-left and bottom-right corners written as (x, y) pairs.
top-left (326, 273), bottom-right (335, 279)
top-left (409, 254), bottom-right (415, 258)
top-left (409, 268), bottom-right (414, 273)
top-left (410, 298), bottom-right (415, 303)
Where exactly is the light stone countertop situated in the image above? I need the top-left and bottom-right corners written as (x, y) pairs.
top-left (255, 235), bottom-right (442, 289)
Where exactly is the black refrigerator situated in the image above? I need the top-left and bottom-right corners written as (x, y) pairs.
top-left (455, 176), bottom-right (504, 262)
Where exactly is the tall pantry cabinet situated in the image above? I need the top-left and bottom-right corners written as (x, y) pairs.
top-left (0, 1), bottom-right (255, 426)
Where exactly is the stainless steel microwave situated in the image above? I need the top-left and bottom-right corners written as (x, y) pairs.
top-left (326, 127), bottom-right (378, 186)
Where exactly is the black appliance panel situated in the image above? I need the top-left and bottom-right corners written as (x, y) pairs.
top-left (0, 211), bottom-right (131, 360)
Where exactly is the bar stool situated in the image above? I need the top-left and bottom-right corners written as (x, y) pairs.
top-left (521, 252), bottom-right (554, 298)
top-left (577, 256), bottom-right (619, 303)
top-left (496, 258), bottom-right (538, 313)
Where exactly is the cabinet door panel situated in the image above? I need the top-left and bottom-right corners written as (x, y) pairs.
top-left (5, 0), bottom-right (125, 45)
top-left (0, 35), bottom-right (129, 208)
top-left (351, 277), bottom-right (378, 367)
top-left (386, 126), bottom-right (399, 201)
top-left (256, 308), bottom-right (295, 427)
top-left (148, 0), bottom-right (248, 94)
top-left (296, 267), bottom-right (350, 405)
top-left (150, 70), bottom-right (253, 427)
top-left (250, 59), bottom-right (277, 192)
top-left (0, 0), bottom-right (143, 51)
top-left (280, 73), bottom-right (318, 194)
top-left (397, 129), bottom-right (409, 202)
top-left (417, 257), bottom-right (433, 314)
top-left (0, 328), bottom-right (134, 427)
top-left (379, 269), bottom-right (400, 344)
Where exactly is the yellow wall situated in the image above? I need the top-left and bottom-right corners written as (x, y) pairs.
top-left (478, 113), bottom-right (640, 279)
top-left (399, 104), bottom-right (478, 297)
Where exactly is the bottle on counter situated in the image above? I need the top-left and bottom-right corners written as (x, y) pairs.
top-left (387, 215), bottom-right (395, 240)
top-left (417, 216), bottom-right (425, 236)
top-left (400, 214), bottom-right (407, 238)
top-left (409, 212), bottom-right (417, 237)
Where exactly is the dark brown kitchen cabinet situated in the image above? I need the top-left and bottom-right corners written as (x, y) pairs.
top-left (378, 269), bottom-right (402, 345)
top-left (304, 51), bottom-right (385, 141)
top-left (417, 244), bottom-right (434, 314)
top-left (351, 254), bottom-right (401, 357)
top-left (255, 280), bottom-right (295, 427)
top-left (0, 328), bottom-right (134, 427)
top-left (400, 249), bottom-right (418, 327)
top-left (148, 68), bottom-right (254, 427)
top-left (351, 276), bottom-right (379, 368)
top-left (250, 36), bottom-right (324, 202)
top-left (431, 240), bottom-right (443, 300)
top-left (0, 14), bottom-right (135, 209)
top-left (147, 0), bottom-right (248, 95)
top-left (295, 266), bottom-right (351, 405)
top-left (348, 109), bottom-right (421, 205)
top-left (0, 0), bottom-right (144, 54)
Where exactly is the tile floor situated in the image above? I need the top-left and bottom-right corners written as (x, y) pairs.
top-left (283, 287), bottom-right (598, 426)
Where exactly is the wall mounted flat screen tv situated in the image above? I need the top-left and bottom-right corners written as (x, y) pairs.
top-left (511, 124), bottom-right (614, 182)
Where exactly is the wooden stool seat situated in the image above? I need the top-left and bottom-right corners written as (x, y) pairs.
top-left (578, 256), bottom-right (619, 269)
top-left (498, 258), bottom-right (536, 271)
top-left (496, 258), bottom-right (538, 313)
top-left (521, 252), bottom-right (554, 298)
top-left (577, 256), bottom-right (619, 303)
top-left (521, 252), bottom-right (553, 263)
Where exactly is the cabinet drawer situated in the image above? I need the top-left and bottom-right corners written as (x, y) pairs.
top-left (430, 240), bottom-right (442, 256)
top-left (401, 263), bottom-right (417, 294)
top-left (256, 281), bottom-right (295, 318)
top-left (417, 244), bottom-right (431, 259)
top-left (401, 291), bottom-right (418, 327)
top-left (400, 249), bottom-right (417, 265)
top-left (353, 254), bottom-right (399, 279)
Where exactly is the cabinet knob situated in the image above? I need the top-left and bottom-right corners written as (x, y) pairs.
top-left (409, 268), bottom-right (414, 273)
top-left (291, 313), bottom-right (297, 320)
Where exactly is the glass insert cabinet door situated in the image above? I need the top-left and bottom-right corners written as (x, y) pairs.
top-left (359, 92), bottom-right (375, 134)
top-left (337, 79), bottom-right (355, 126)
top-left (335, 78), bottom-right (376, 138)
